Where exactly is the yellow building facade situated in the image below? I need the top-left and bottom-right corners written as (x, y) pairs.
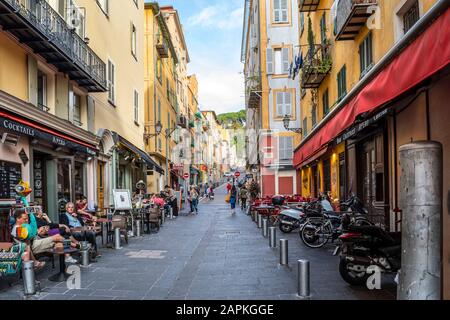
top-left (144, 3), bottom-right (180, 192)
top-left (297, 0), bottom-right (437, 201)
top-left (295, 0), bottom-right (450, 297)
top-left (0, 0), bottom-right (152, 220)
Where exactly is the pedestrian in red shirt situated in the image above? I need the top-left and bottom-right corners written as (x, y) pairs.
top-left (226, 181), bottom-right (232, 192)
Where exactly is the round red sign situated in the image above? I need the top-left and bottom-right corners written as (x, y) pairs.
top-left (234, 172), bottom-right (241, 177)
top-left (183, 173), bottom-right (190, 179)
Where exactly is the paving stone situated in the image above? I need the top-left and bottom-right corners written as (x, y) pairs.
top-left (0, 185), bottom-right (396, 300)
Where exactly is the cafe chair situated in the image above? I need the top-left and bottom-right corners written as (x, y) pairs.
top-left (111, 215), bottom-right (128, 245)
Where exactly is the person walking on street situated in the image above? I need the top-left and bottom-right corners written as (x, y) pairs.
top-left (239, 186), bottom-right (248, 211)
top-left (229, 185), bottom-right (237, 215)
top-left (189, 186), bottom-right (199, 214)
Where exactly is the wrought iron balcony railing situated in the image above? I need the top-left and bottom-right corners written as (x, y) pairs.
top-left (245, 74), bottom-right (262, 109)
top-left (0, 0), bottom-right (107, 92)
top-left (299, 0), bottom-right (321, 12)
top-left (301, 44), bottom-right (332, 89)
top-left (335, 0), bottom-right (378, 41)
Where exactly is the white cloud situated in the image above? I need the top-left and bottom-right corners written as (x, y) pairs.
top-left (187, 5), bottom-right (243, 30)
top-left (190, 56), bottom-right (244, 114)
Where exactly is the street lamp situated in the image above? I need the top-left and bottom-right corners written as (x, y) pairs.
top-left (144, 120), bottom-right (163, 140)
top-left (283, 114), bottom-right (302, 134)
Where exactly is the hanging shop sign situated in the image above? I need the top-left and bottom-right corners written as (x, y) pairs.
top-left (335, 108), bottom-right (390, 145)
top-left (0, 116), bottom-right (97, 156)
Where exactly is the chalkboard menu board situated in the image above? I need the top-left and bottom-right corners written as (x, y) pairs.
top-left (0, 161), bottom-right (22, 199)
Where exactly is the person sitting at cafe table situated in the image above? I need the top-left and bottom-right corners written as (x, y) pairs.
top-left (76, 195), bottom-right (98, 226)
top-left (60, 202), bottom-right (101, 260)
top-left (11, 208), bottom-right (69, 268)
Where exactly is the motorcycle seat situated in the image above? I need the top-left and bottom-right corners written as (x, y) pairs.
top-left (323, 211), bottom-right (341, 217)
top-left (379, 244), bottom-right (401, 257)
top-left (348, 225), bottom-right (397, 245)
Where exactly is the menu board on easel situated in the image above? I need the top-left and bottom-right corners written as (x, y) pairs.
top-left (0, 161), bottom-right (22, 199)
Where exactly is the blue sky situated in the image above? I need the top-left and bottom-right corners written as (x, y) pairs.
top-left (147, 0), bottom-right (245, 114)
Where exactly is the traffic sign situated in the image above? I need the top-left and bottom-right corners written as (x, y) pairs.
top-left (183, 173), bottom-right (189, 179)
top-left (234, 172), bottom-right (241, 177)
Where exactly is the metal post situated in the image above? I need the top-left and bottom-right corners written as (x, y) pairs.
top-left (169, 206), bottom-right (173, 220)
top-left (251, 210), bottom-right (255, 221)
top-left (81, 249), bottom-right (90, 267)
top-left (262, 218), bottom-right (268, 237)
top-left (398, 141), bottom-right (442, 300)
top-left (22, 261), bottom-right (36, 295)
top-left (280, 239), bottom-right (288, 266)
top-left (297, 260), bottom-right (310, 298)
top-left (101, 222), bottom-right (108, 246)
top-left (135, 220), bottom-right (141, 237)
top-left (269, 227), bottom-right (276, 248)
top-left (257, 214), bottom-right (262, 229)
top-left (161, 209), bottom-right (165, 224)
top-left (114, 228), bottom-right (122, 249)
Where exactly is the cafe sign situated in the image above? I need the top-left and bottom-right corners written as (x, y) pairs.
top-left (0, 116), bottom-right (97, 155)
top-left (335, 108), bottom-right (390, 145)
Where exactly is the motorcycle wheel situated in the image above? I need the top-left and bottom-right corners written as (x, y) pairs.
top-left (279, 222), bottom-right (294, 233)
top-left (300, 224), bottom-right (328, 248)
top-left (339, 257), bottom-right (370, 286)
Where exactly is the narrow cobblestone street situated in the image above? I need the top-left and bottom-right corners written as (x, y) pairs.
top-left (0, 184), bottom-right (396, 300)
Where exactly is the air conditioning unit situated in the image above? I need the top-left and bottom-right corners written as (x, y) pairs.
top-left (67, 6), bottom-right (82, 31)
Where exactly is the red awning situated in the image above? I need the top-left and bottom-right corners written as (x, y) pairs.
top-left (294, 8), bottom-right (450, 168)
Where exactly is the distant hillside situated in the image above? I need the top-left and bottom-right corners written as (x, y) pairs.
top-left (217, 110), bottom-right (246, 129)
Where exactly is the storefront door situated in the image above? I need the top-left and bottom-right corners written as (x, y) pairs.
top-left (56, 157), bottom-right (75, 214)
top-left (360, 133), bottom-right (389, 229)
top-left (97, 161), bottom-right (105, 210)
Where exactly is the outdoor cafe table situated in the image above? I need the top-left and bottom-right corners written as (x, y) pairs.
top-left (47, 247), bottom-right (79, 282)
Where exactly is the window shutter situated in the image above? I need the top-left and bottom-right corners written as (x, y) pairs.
top-left (286, 137), bottom-right (293, 159)
top-left (282, 47), bottom-right (290, 73)
top-left (279, 137), bottom-right (285, 160)
top-left (284, 91), bottom-right (292, 116)
top-left (281, 0), bottom-right (288, 22)
top-left (267, 48), bottom-right (274, 74)
top-left (276, 92), bottom-right (284, 117)
top-left (274, 0), bottom-right (280, 22)
top-left (68, 85), bottom-right (74, 122)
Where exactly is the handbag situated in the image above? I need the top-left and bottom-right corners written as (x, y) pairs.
top-left (225, 193), bottom-right (231, 203)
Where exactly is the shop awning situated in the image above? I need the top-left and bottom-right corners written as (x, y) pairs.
top-left (112, 132), bottom-right (164, 174)
top-left (294, 7), bottom-right (450, 168)
top-left (299, 145), bottom-right (330, 168)
top-left (0, 111), bottom-right (97, 155)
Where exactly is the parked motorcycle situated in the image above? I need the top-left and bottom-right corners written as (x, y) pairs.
top-left (335, 219), bottom-right (401, 286)
top-left (299, 194), bottom-right (373, 248)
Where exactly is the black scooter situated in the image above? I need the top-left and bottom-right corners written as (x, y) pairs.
top-left (335, 216), bottom-right (401, 286)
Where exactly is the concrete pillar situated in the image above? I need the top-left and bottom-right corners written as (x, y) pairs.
top-left (398, 141), bottom-right (442, 300)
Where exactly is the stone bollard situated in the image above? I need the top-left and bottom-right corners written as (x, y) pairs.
top-left (297, 260), bottom-right (310, 299)
top-left (262, 218), bottom-right (268, 238)
top-left (135, 220), bottom-right (141, 237)
top-left (280, 239), bottom-right (288, 266)
top-left (257, 214), bottom-right (262, 229)
top-left (114, 228), bottom-right (122, 249)
top-left (269, 227), bottom-right (276, 248)
top-left (22, 261), bottom-right (36, 295)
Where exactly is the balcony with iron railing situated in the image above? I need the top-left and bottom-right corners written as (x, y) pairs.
top-left (335, 0), bottom-right (378, 41)
top-left (156, 33), bottom-right (169, 58)
top-left (299, 0), bottom-right (321, 12)
top-left (0, 0), bottom-right (107, 92)
top-left (245, 74), bottom-right (262, 109)
top-left (301, 43), bottom-right (332, 89)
